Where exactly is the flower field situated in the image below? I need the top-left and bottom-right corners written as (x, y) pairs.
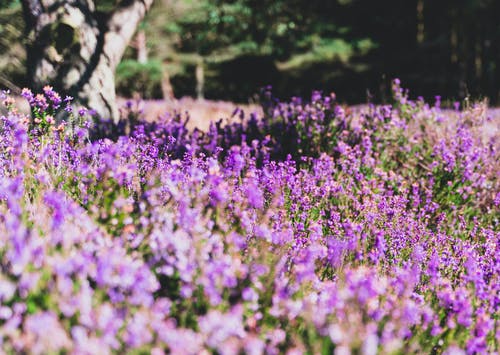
top-left (0, 81), bottom-right (498, 354)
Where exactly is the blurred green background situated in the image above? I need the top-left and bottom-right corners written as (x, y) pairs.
top-left (1, 0), bottom-right (499, 105)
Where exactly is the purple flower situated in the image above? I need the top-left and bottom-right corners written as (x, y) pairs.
top-left (199, 307), bottom-right (246, 350)
top-left (21, 88), bottom-right (34, 103)
top-left (43, 85), bottom-right (62, 108)
top-left (78, 107), bottom-right (88, 116)
top-left (33, 93), bottom-right (49, 112)
top-left (24, 312), bottom-right (72, 353)
top-left (494, 192), bottom-right (500, 207)
top-left (245, 180), bottom-right (264, 209)
top-left (44, 191), bottom-right (67, 230)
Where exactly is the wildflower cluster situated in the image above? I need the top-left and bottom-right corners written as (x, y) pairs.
top-left (19, 86), bottom-right (94, 136)
top-left (0, 82), bottom-right (498, 354)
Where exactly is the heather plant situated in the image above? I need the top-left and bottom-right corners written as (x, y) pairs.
top-left (0, 82), bottom-right (498, 354)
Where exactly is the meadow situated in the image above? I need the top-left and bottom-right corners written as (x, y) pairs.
top-left (0, 81), bottom-right (498, 354)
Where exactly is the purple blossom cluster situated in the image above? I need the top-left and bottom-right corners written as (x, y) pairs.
top-left (0, 82), bottom-right (499, 354)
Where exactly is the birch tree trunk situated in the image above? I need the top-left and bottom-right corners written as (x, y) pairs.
top-left (21, 0), bottom-right (153, 123)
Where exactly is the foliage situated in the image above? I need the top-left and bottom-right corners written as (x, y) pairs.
top-left (166, 0), bottom-right (500, 103)
top-left (0, 0), bottom-right (19, 9)
top-left (0, 82), bottom-right (498, 353)
top-left (172, 0), bottom-right (371, 61)
top-left (116, 59), bottom-right (164, 99)
top-left (2, 1), bottom-right (500, 103)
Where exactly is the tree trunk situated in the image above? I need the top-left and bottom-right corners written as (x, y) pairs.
top-left (161, 63), bottom-right (174, 101)
top-left (195, 60), bottom-right (205, 101)
top-left (21, 0), bottom-right (153, 123)
top-left (135, 29), bottom-right (148, 64)
top-left (416, 0), bottom-right (424, 44)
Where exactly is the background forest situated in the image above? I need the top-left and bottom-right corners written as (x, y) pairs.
top-left (1, 0), bottom-right (499, 105)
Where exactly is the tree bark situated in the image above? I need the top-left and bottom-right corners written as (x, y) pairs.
top-left (161, 63), bottom-right (174, 101)
top-left (133, 29), bottom-right (148, 64)
top-left (21, 0), bottom-right (153, 123)
top-left (195, 60), bottom-right (204, 101)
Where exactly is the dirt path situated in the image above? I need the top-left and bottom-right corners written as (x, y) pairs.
top-left (1, 95), bottom-right (263, 132)
top-left (117, 97), bottom-right (263, 131)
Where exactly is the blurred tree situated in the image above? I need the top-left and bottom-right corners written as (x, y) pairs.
top-left (0, 1), bottom-right (25, 91)
top-left (1, 0), bottom-right (499, 105)
top-left (21, 0), bottom-right (153, 122)
top-left (174, 0), bottom-right (357, 60)
top-left (170, 0), bottom-right (376, 101)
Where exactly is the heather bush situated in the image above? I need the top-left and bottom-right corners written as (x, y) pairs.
top-left (0, 82), bottom-right (498, 354)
